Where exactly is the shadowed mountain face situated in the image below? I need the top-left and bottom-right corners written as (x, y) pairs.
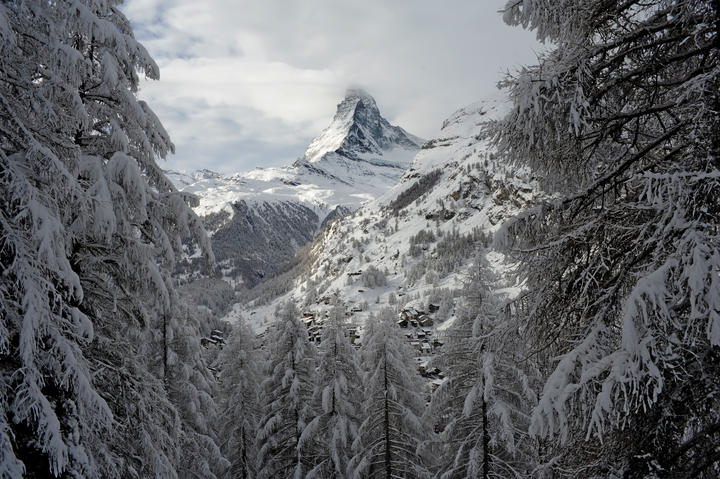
top-left (170, 90), bottom-right (424, 288)
top-left (209, 200), bottom-right (320, 286)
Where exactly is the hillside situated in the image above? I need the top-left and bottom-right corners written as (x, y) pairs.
top-left (230, 94), bottom-right (543, 339)
top-left (168, 89), bottom-right (424, 287)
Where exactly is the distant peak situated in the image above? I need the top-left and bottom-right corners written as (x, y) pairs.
top-left (302, 89), bottom-right (423, 164)
top-left (194, 168), bottom-right (222, 179)
top-left (344, 88), bottom-right (376, 105)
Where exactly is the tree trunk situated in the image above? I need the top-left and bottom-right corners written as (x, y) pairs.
top-left (482, 395), bottom-right (490, 479)
top-left (384, 345), bottom-right (392, 479)
top-left (162, 312), bottom-right (169, 386)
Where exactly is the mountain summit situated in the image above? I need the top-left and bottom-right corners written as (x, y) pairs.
top-left (303, 89), bottom-right (423, 165)
top-left (168, 90), bottom-right (424, 287)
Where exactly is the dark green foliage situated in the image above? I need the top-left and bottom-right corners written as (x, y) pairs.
top-left (388, 170), bottom-right (443, 213)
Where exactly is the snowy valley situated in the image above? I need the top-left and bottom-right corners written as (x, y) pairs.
top-left (230, 96), bottom-right (538, 333)
top-left (2, 1), bottom-right (719, 479)
top-left (167, 89), bottom-right (423, 287)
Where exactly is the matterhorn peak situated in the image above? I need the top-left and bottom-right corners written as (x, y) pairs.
top-left (302, 89), bottom-right (423, 164)
top-left (343, 88), bottom-right (378, 108)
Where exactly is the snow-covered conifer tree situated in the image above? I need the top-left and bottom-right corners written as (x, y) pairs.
top-left (0, 1), bottom-right (211, 477)
top-left (301, 299), bottom-right (363, 478)
top-left (349, 308), bottom-right (430, 478)
top-left (426, 252), bottom-right (538, 478)
top-left (256, 301), bottom-right (316, 478)
top-left (167, 304), bottom-right (229, 479)
top-left (495, 0), bottom-right (720, 475)
top-left (217, 319), bottom-right (264, 479)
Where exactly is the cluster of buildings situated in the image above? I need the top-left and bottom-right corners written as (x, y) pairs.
top-left (200, 329), bottom-right (226, 348)
top-left (398, 307), bottom-right (444, 355)
top-left (296, 304), bottom-right (446, 385)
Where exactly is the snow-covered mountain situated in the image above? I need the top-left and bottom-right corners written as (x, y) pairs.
top-left (169, 89), bottom-right (424, 287)
top-left (302, 88), bottom-right (423, 166)
top-left (230, 94), bottom-right (544, 334)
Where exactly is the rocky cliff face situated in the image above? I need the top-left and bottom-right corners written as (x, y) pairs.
top-left (170, 89), bottom-right (423, 288)
top-left (303, 89), bottom-right (423, 165)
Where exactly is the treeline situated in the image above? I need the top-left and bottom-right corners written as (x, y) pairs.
top-left (0, 2), bottom-right (226, 477)
top-left (218, 258), bottom-right (530, 478)
top-left (388, 169), bottom-right (443, 213)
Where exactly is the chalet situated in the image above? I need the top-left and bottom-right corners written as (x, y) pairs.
top-left (348, 328), bottom-right (359, 344)
top-left (209, 330), bottom-right (225, 346)
top-left (400, 307), bottom-right (430, 324)
top-left (201, 334), bottom-right (224, 349)
top-left (416, 330), bottom-right (426, 339)
top-left (399, 308), bottom-right (416, 321)
top-left (428, 303), bottom-right (440, 313)
top-left (418, 315), bottom-right (434, 327)
top-left (397, 318), bottom-right (409, 328)
top-left (421, 343), bottom-right (432, 354)
top-left (410, 341), bottom-right (422, 352)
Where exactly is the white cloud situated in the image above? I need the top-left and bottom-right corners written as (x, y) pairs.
top-left (123, 0), bottom-right (540, 173)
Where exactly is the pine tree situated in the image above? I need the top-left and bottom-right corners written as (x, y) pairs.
top-left (217, 319), bottom-right (264, 479)
top-left (495, 0), bottom-right (720, 475)
top-left (168, 304), bottom-right (229, 479)
top-left (256, 301), bottom-right (316, 478)
top-left (301, 300), bottom-right (363, 478)
top-left (349, 308), bottom-right (430, 478)
top-left (0, 1), bottom-right (211, 477)
top-left (426, 252), bottom-right (538, 478)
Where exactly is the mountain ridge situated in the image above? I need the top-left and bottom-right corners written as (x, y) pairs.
top-left (170, 89), bottom-right (424, 288)
top-left (226, 94), bottom-right (543, 332)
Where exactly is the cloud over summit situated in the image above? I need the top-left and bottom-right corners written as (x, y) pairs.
top-left (122, 0), bottom-right (539, 173)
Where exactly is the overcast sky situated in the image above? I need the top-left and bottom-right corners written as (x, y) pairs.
top-left (122, 0), bottom-right (540, 174)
